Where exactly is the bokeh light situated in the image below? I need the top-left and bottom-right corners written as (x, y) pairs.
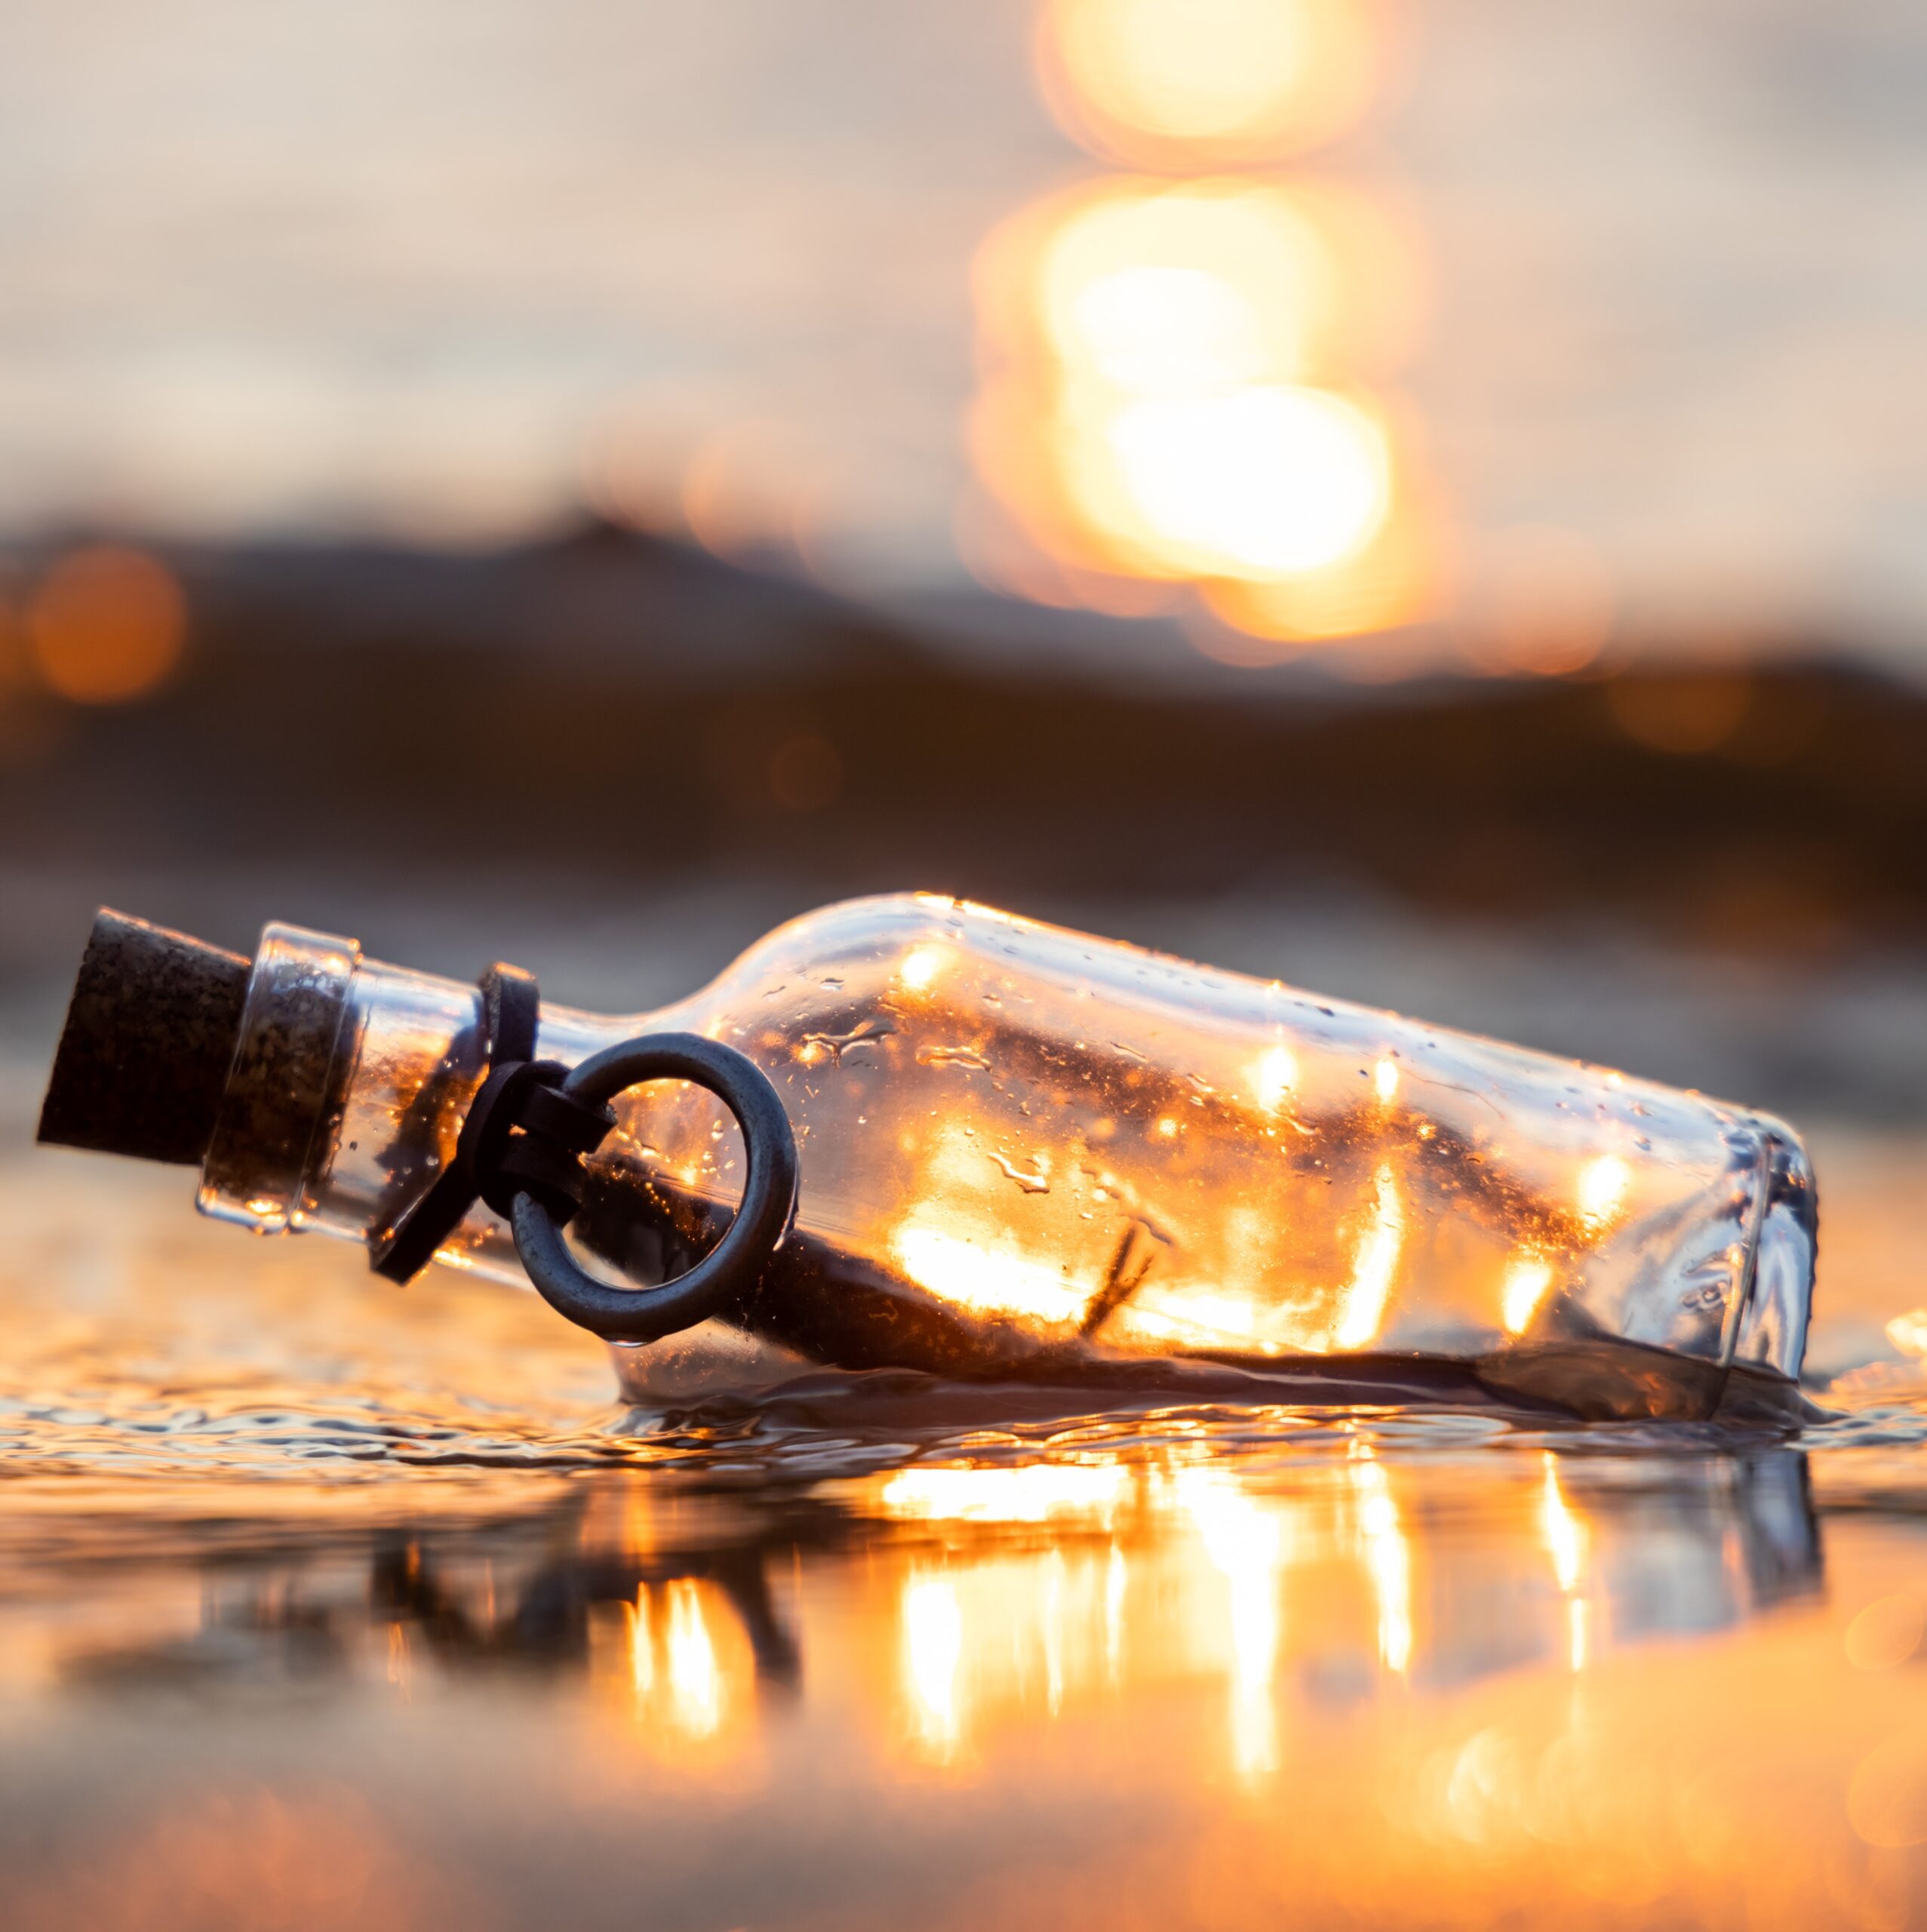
top-left (976, 0), bottom-right (1440, 655)
top-left (972, 177), bottom-right (1432, 633)
top-left (1464, 525), bottom-right (1616, 676)
top-left (1606, 672), bottom-right (1753, 755)
top-left (26, 548), bottom-right (186, 705)
top-left (1036, 0), bottom-right (1382, 168)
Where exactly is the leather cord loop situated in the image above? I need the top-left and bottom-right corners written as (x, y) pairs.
top-left (512, 1033), bottom-right (799, 1344)
top-left (371, 968), bottom-right (799, 1348)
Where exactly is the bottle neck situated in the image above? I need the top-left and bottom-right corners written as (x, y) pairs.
top-left (198, 924), bottom-right (655, 1280)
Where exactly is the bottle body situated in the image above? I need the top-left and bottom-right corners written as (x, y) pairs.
top-left (198, 895), bottom-right (1817, 1418)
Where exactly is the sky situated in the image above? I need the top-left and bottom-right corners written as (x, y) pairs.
top-left (1, 0), bottom-right (1923, 662)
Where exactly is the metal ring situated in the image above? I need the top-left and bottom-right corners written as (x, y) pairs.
top-left (509, 1032), bottom-right (798, 1343)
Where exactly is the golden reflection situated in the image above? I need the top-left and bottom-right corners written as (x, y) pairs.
top-left (1106, 1156), bottom-right (1405, 1358)
top-left (890, 1220), bottom-right (1093, 1326)
top-left (1105, 1540), bottom-right (1127, 1684)
top-left (626, 1586), bottom-right (655, 1696)
top-left (1349, 1454), bottom-right (1412, 1675)
top-left (588, 1573), bottom-right (755, 1755)
top-left (665, 1577), bottom-right (724, 1739)
top-left (890, 1540), bottom-right (1127, 1763)
top-left (1538, 1456), bottom-right (1591, 1672)
top-left (1333, 1162), bottom-right (1403, 1349)
top-left (1035, 0), bottom-right (1381, 167)
top-left (1538, 1457), bottom-right (1587, 1595)
top-left (1176, 1466), bottom-right (1286, 1777)
top-left (1251, 1043), bottom-right (1298, 1112)
top-left (881, 1463), bottom-right (1131, 1526)
top-left (1884, 1308), bottom-right (1927, 1358)
top-left (385, 1621), bottom-right (410, 1696)
top-left (1043, 1549), bottom-right (1068, 1715)
top-left (17, 1447), bottom-right (1829, 1878)
top-left (1566, 1595), bottom-right (1590, 1674)
top-left (901, 1572), bottom-right (965, 1758)
top-left (1576, 1155), bottom-right (1632, 1233)
top-left (898, 943), bottom-right (951, 995)
top-left (1501, 1254), bottom-right (1554, 1336)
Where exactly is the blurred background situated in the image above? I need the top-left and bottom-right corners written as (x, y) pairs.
top-left (2, 0), bottom-right (1924, 1368)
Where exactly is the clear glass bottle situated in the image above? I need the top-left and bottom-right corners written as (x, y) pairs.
top-left (183, 894), bottom-right (1815, 1422)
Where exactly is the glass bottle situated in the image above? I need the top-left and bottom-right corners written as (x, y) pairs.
top-left (60, 894), bottom-right (1820, 1420)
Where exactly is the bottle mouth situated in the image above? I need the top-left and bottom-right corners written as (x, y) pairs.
top-left (36, 909), bottom-right (252, 1168)
top-left (198, 923), bottom-right (362, 1233)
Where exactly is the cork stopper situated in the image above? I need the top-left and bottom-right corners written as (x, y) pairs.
top-left (37, 909), bottom-right (250, 1167)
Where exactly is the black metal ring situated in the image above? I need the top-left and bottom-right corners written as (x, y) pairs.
top-left (509, 1032), bottom-right (798, 1344)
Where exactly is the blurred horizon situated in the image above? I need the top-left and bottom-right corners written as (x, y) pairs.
top-left (3, 0), bottom-right (1925, 675)
top-left (2, 0), bottom-right (1925, 1075)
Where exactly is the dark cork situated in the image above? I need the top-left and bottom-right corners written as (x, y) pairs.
top-left (37, 909), bottom-right (250, 1166)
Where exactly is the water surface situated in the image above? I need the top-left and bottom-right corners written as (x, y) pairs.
top-left (5, 1127), bottom-right (1927, 1929)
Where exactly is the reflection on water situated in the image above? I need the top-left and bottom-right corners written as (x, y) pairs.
top-left (8, 1132), bottom-right (1927, 1924)
top-left (22, 1441), bottom-right (1820, 1758)
top-left (0, 1421), bottom-right (1884, 1928)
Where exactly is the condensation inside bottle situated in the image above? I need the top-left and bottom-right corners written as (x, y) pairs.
top-left (543, 896), bottom-right (1814, 1397)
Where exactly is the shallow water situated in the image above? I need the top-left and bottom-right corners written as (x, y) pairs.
top-left (9, 1101), bottom-right (1927, 1927)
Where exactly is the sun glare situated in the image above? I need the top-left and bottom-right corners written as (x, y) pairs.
top-left (891, 1220), bottom-right (1093, 1327)
top-left (1501, 1256), bottom-right (1554, 1336)
top-left (1577, 1155), bottom-right (1632, 1233)
top-left (1037, 0), bottom-right (1381, 167)
top-left (881, 1463), bottom-right (1131, 1525)
top-left (972, 170), bottom-right (1430, 641)
top-left (1108, 383), bottom-right (1390, 577)
top-left (1251, 1044), bottom-right (1299, 1112)
top-left (1333, 1164), bottom-right (1403, 1349)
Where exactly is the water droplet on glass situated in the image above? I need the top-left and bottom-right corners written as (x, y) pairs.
top-left (989, 1149), bottom-right (1051, 1195)
top-left (796, 1020), bottom-right (896, 1065)
top-left (916, 1044), bottom-right (990, 1071)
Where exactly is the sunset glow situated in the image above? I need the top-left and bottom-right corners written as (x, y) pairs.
top-left (973, 0), bottom-right (1438, 651)
top-left (1501, 1256), bottom-right (1554, 1336)
top-left (1037, 0), bottom-right (1381, 167)
top-left (974, 180), bottom-right (1406, 605)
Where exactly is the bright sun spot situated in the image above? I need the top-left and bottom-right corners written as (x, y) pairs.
top-left (899, 945), bottom-right (949, 993)
top-left (1538, 1455), bottom-right (1587, 1596)
top-left (664, 1580), bottom-right (723, 1740)
top-left (881, 1463), bottom-right (1131, 1525)
top-left (1037, 0), bottom-right (1379, 164)
top-left (975, 178), bottom-right (1403, 602)
top-left (1577, 1155), bottom-right (1632, 1232)
top-left (1252, 1044), bottom-right (1298, 1112)
top-left (891, 1220), bottom-right (1093, 1327)
top-left (1108, 383), bottom-right (1390, 577)
top-left (1071, 263), bottom-right (1267, 396)
top-left (1334, 1164), bottom-right (1403, 1349)
top-left (1501, 1256), bottom-right (1554, 1336)
top-left (1886, 1309), bottom-right (1927, 1358)
top-left (902, 1574), bottom-right (964, 1755)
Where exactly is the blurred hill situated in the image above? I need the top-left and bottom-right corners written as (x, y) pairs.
top-left (0, 521), bottom-right (1922, 964)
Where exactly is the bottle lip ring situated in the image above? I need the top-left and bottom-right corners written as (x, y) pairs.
top-left (198, 923), bottom-right (363, 1233)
